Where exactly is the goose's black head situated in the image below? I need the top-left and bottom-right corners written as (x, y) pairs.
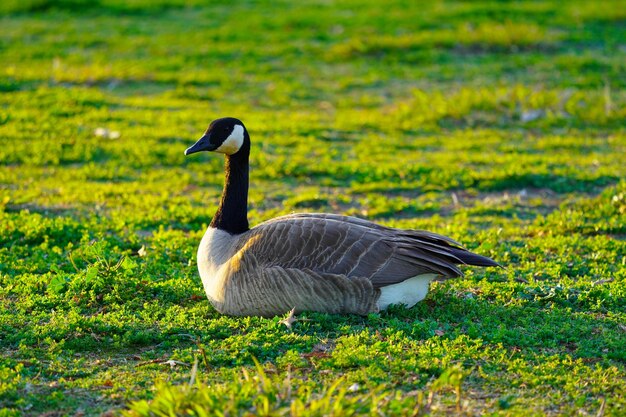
top-left (185, 117), bottom-right (249, 157)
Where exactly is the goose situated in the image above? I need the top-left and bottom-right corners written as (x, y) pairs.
top-left (184, 117), bottom-right (499, 317)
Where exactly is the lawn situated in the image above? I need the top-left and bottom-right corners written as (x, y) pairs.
top-left (1, 0), bottom-right (625, 415)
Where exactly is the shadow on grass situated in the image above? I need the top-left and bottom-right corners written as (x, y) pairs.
top-left (10, 285), bottom-right (621, 363)
top-left (476, 173), bottom-right (619, 194)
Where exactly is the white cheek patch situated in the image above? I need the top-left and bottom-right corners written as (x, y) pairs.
top-left (216, 125), bottom-right (244, 155)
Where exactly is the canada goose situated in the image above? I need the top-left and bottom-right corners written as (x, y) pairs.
top-left (185, 117), bottom-right (499, 317)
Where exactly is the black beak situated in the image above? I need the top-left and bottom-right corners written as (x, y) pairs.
top-left (184, 134), bottom-right (217, 155)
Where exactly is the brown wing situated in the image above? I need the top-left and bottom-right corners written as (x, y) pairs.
top-left (238, 213), bottom-right (495, 288)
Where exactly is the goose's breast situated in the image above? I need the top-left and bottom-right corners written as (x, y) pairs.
top-left (197, 227), bottom-right (239, 305)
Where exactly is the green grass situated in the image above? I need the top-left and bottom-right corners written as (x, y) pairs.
top-left (1, 0), bottom-right (625, 415)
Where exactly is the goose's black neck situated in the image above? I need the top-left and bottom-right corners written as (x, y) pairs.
top-left (210, 148), bottom-right (250, 234)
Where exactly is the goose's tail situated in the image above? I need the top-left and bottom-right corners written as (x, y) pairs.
top-left (447, 247), bottom-right (502, 268)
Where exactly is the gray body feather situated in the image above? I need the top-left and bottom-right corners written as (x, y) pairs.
top-left (197, 213), bottom-right (498, 317)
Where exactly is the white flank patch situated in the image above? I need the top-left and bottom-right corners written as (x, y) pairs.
top-left (377, 274), bottom-right (438, 310)
top-left (216, 124), bottom-right (244, 155)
